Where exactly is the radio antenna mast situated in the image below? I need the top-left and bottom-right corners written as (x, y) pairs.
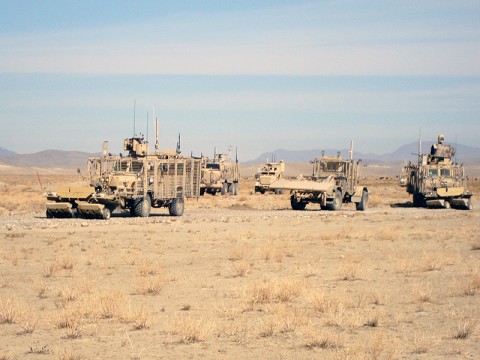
top-left (155, 117), bottom-right (159, 152)
top-left (146, 111), bottom-right (149, 145)
top-left (133, 100), bottom-right (136, 137)
top-left (418, 127), bottom-right (422, 165)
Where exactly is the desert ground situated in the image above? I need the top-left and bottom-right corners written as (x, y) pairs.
top-left (0, 174), bottom-right (479, 359)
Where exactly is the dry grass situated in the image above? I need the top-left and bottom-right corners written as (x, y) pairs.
top-left (0, 175), bottom-right (479, 359)
top-left (99, 291), bottom-right (125, 318)
top-left (461, 274), bottom-right (480, 296)
top-left (303, 328), bottom-right (342, 350)
top-left (136, 276), bottom-right (165, 295)
top-left (0, 297), bottom-right (24, 324)
top-left (170, 316), bottom-right (211, 344)
top-left (422, 253), bottom-right (444, 271)
top-left (452, 318), bottom-right (477, 340)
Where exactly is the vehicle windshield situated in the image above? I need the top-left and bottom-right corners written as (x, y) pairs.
top-left (324, 161), bottom-right (343, 172)
top-left (206, 163), bottom-right (220, 170)
top-left (428, 168), bottom-right (438, 177)
top-left (440, 169), bottom-right (451, 177)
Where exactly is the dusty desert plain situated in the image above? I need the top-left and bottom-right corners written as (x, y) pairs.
top-left (0, 173), bottom-right (479, 360)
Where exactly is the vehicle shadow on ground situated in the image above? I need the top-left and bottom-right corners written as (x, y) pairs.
top-left (390, 202), bottom-right (415, 208)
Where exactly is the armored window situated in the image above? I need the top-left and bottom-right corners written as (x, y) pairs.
top-left (440, 169), bottom-right (451, 177)
top-left (206, 164), bottom-right (220, 170)
top-left (428, 169), bottom-right (438, 177)
top-left (326, 162), bottom-right (342, 171)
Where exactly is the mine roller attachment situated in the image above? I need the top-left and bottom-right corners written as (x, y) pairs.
top-left (45, 202), bottom-right (76, 218)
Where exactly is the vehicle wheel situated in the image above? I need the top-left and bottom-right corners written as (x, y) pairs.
top-left (46, 209), bottom-right (54, 218)
top-left (443, 200), bottom-right (450, 209)
top-left (169, 198), bottom-right (184, 216)
top-left (102, 207), bottom-right (111, 220)
top-left (200, 188), bottom-right (206, 196)
top-left (274, 188), bottom-right (281, 195)
top-left (260, 189), bottom-right (265, 194)
top-left (466, 197), bottom-right (473, 210)
top-left (290, 195), bottom-right (307, 210)
top-left (327, 190), bottom-right (342, 211)
top-left (413, 193), bottom-right (425, 207)
top-left (221, 183), bottom-right (228, 195)
top-left (133, 196), bottom-right (151, 217)
top-left (233, 182), bottom-right (239, 195)
top-left (356, 190), bottom-right (368, 211)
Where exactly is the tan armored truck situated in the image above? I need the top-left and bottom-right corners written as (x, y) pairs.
top-left (45, 130), bottom-right (201, 219)
top-left (400, 135), bottom-right (473, 209)
top-left (200, 148), bottom-right (239, 196)
top-left (254, 160), bottom-right (285, 194)
top-left (270, 143), bottom-right (368, 211)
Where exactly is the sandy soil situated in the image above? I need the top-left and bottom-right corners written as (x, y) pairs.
top-left (0, 176), bottom-right (479, 359)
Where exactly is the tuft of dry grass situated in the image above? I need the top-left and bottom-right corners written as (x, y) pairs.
top-left (248, 279), bottom-right (302, 305)
top-left (136, 257), bottom-right (158, 277)
top-left (414, 284), bottom-right (434, 303)
top-left (136, 276), bottom-right (165, 295)
top-left (365, 334), bottom-right (397, 360)
top-left (461, 274), bottom-right (480, 296)
top-left (170, 316), bottom-right (211, 344)
top-left (412, 333), bottom-right (437, 354)
top-left (304, 329), bottom-right (341, 350)
top-left (99, 291), bottom-right (125, 318)
top-left (452, 318), bottom-right (477, 340)
top-left (58, 349), bottom-right (85, 360)
top-left (57, 309), bottom-right (82, 339)
top-left (422, 253), bottom-right (444, 272)
top-left (232, 261), bottom-right (250, 277)
top-left (43, 262), bottom-right (58, 278)
top-left (0, 297), bottom-right (24, 324)
top-left (275, 279), bottom-right (302, 302)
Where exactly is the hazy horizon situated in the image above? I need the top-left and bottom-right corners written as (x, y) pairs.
top-left (1, 1), bottom-right (479, 160)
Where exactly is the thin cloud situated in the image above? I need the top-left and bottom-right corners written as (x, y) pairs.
top-left (1, 1), bottom-right (479, 75)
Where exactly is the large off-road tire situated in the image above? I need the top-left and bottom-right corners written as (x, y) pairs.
top-left (132, 196), bottom-right (151, 217)
top-left (466, 197), bottom-right (473, 211)
top-left (169, 198), bottom-right (185, 216)
top-left (413, 193), bottom-right (425, 207)
top-left (221, 183), bottom-right (228, 195)
top-left (232, 182), bottom-right (239, 196)
top-left (328, 190), bottom-right (343, 211)
top-left (200, 188), bottom-right (206, 196)
top-left (46, 209), bottom-right (54, 218)
top-left (274, 188), bottom-right (281, 195)
top-left (356, 190), bottom-right (368, 211)
top-left (102, 207), bottom-right (111, 220)
top-left (290, 195), bottom-right (307, 211)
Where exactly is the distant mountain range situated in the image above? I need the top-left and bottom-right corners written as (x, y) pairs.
top-left (1, 141), bottom-right (480, 172)
top-left (252, 142), bottom-right (480, 165)
top-left (0, 148), bottom-right (99, 170)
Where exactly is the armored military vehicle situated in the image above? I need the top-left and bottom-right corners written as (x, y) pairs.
top-left (45, 126), bottom-right (201, 219)
top-left (270, 142), bottom-right (368, 211)
top-left (254, 160), bottom-right (285, 194)
top-left (200, 148), bottom-right (239, 196)
top-left (399, 135), bottom-right (472, 209)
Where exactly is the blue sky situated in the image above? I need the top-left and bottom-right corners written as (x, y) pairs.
top-left (1, 0), bottom-right (479, 160)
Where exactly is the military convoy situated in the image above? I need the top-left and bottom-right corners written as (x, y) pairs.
top-left (400, 135), bottom-right (473, 210)
top-left (270, 143), bottom-right (368, 211)
top-left (200, 148), bottom-right (239, 196)
top-left (45, 129), bottom-right (201, 219)
top-left (45, 122), bottom-right (475, 219)
top-left (254, 160), bottom-right (285, 194)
